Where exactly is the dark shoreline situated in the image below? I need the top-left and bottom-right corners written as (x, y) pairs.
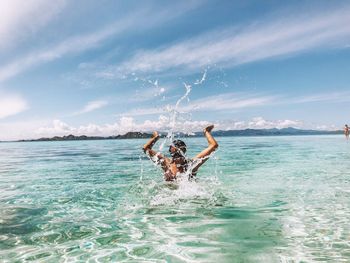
top-left (0, 128), bottom-right (343, 143)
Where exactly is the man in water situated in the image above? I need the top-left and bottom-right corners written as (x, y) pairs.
top-left (345, 124), bottom-right (349, 140)
top-left (142, 125), bottom-right (218, 181)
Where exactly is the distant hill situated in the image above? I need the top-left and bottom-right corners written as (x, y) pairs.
top-left (115, 132), bottom-right (154, 139)
top-left (18, 132), bottom-right (154, 142)
top-left (14, 128), bottom-right (342, 142)
top-left (209, 127), bottom-right (342, 137)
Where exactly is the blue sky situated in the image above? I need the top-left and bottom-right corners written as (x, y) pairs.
top-left (0, 0), bottom-right (350, 140)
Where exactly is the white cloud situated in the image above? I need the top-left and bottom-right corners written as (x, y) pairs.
top-left (35, 116), bottom-right (211, 138)
top-left (130, 78), bottom-right (172, 102)
top-left (35, 116), bottom-right (304, 138)
top-left (0, 93), bottom-right (28, 119)
top-left (122, 107), bottom-right (165, 117)
top-left (0, 116), bottom-right (337, 141)
top-left (289, 91), bottom-right (350, 104)
top-left (0, 20), bottom-right (130, 82)
top-left (0, 0), bottom-right (66, 50)
top-left (121, 89), bottom-right (350, 118)
top-left (123, 92), bottom-right (276, 116)
top-left (247, 117), bottom-right (302, 130)
top-left (216, 117), bottom-right (304, 131)
top-left (34, 116), bottom-right (305, 138)
top-left (0, 1), bottom-right (201, 82)
top-left (184, 93), bottom-right (275, 112)
top-left (74, 100), bottom-right (108, 115)
top-left (117, 6), bottom-right (350, 73)
top-left (0, 119), bottom-right (47, 141)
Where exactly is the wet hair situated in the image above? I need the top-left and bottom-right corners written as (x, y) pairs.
top-left (169, 139), bottom-right (187, 158)
top-left (169, 140), bottom-right (189, 172)
top-left (172, 139), bottom-right (187, 153)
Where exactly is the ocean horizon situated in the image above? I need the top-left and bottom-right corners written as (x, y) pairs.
top-left (0, 128), bottom-right (343, 143)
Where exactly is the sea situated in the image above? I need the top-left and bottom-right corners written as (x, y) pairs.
top-left (0, 135), bottom-right (350, 262)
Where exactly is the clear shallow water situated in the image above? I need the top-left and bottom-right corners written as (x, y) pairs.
top-left (0, 135), bottom-right (350, 262)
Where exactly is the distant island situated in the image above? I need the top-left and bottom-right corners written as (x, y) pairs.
top-left (211, 127), bottom-right (342, 137)
top-left (14, 128), bottom-right (342, 142)
top-left (17, 132), bottom-right (152, 142)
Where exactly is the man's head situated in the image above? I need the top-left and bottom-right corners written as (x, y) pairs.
top-left (346, 124), bottom-right (349, 128)
top-left (169, 139), bottom-right (187, 158)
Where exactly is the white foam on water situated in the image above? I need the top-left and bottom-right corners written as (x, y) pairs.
top-left (149, 176), bottom-right (213, 206)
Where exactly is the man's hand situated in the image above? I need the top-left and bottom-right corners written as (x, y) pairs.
top-left (152, 131), bottom-right (159, 138)
top-left (203, 125), bottom-right (214, 134)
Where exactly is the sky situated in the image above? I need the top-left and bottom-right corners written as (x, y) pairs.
top-left (0, 0), bottom-right (350, 140)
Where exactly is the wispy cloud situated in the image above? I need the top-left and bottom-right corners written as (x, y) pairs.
top-left (122, 89), bottom-right (350, 117)
top-left (184, 93), bottom-right (275, 112)
top-left (117, 5), bottom-right (350, 73)
top-left (122, 107), bottom-right (165, 117)
top-left (131, 86), bottom-right (167, 102)
top-left (74, 100), bottom-right (108, 115)
top-left (0, 0), bottom-right (66, 50)
top-left (123, 92), bottom-right (276, 116)
top-left (0, 1), bottom-right (202, 82)
top-left (0, 17), bottom-right (135, 82)
top-left (0, 93), bottom-right (28, 119)
top-left (289, 91), bottom-right (350, 104)
top-left (129, 77), bottom-right (173, 102)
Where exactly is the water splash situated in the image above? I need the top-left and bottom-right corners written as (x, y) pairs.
top-left (138, 155), bottom-right (144, 181)
top-left (130, 68), bottom-right (226, 214)
top-left (158, 69), bottom-right (208, 151)
top-left (158, 81), bottom-right (192, 151)
top-left (132, 75), bottom-right (166, 101)
top-left (133, 69), bottom-right (226, 208)
top-left (194, 68), bottom-right (207, 85)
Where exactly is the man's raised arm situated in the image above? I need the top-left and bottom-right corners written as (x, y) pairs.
top-left (142, 131), bottom-right (169, 171)
top-left (191, 125), bottom-right (218, 173)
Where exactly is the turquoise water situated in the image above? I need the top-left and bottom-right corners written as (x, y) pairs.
top-left (1, 135), bottom-right (350, 262)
